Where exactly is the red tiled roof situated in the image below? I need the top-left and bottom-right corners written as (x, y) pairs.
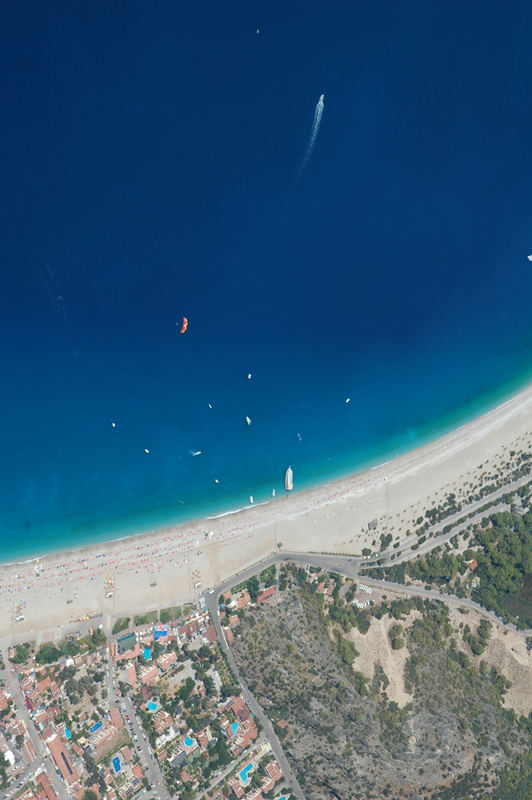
top-left (139, 665), bottom-right (158, 685)
top-left (37, 677), bottom-right (52, 694)
top-left (126, 663), bottom-right (137, 686)
top-left (266, 761), bottom-right (282, 782)
top-left (47, 734), bottom-right (78, 785)
top-left (121, 746), bottom-right (133, 763)
top-left (257, 585), bottom-right (277, 603)
top-left (153, 711), bottom-right (173, 735)
top-left (110, 708), bottom-right (123, 729)
top-left (158, 651), bottom-right (177, 670)
top-left (35, 772), bottom-right (59, 800)
top-left (229, 780), bottom-right (244, 798)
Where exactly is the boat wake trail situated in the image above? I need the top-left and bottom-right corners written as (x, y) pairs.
top-left (297, 94), bottom-right (324, 180)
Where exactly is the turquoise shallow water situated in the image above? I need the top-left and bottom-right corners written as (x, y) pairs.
top-left (1, 3), bottom-right (532, 561)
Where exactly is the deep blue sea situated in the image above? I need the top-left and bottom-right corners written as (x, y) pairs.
top-left (1, 2), bottom-right (532, 561)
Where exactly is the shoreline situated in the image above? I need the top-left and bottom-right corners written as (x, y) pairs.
top-left (0, 370), bottom-right (532, 567)
top-left (4, 373), bottom-right (532, 568)
top-left (1, 381), bottom-right (531, 636)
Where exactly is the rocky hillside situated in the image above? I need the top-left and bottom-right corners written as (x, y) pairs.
top-left (230, 565), bottom-right (532, 800)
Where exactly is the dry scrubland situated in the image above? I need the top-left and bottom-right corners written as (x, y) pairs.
top-left (230, 566), bottom-right (532, 800)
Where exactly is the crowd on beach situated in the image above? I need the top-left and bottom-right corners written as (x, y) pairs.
top-left (4, 386), bottom-right (530, 633)
top-left (0, 471), bottom-right (388, 618)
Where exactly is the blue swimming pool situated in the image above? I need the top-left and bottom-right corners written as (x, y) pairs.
top-left (89, 720), bottom-right (102, 734)
top-left (184, 736), bottom-right (195, 747)
top-left (239, 762), bottom-right (253, 784)
top-left (147, 701), bottom-right (157, 711)
top-left (231, 721), bottom-right (239, 737)
top-left (112, 756), bottom-right (121, 773)
top-left (64, 727), bottom-right (71, 740)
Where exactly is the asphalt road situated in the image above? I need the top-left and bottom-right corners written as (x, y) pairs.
top-left (201, 544), bottom-right (531, 800)
top-left (276, 550), bottom-right (532, 637)
top-left (106, 648), bottom-right (169, 800)
top-left (205, 589), bottom-right (306, 800)
top-left (1, 470), bottom-right (530, 799)
top-left (361, 472), bottom-right (532, 569)
top-left (1, 650), bottom-right (68, 799)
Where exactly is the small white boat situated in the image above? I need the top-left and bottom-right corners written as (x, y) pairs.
top-left (245, 416), bottom-right (252, 426)
top-left (248, 373), bottom-right (252, 379)
top-left (528, 255), bottom-right (532, 261)
top-left (111, 420), bottom-right (116, 428)
top-left (191, 450), bottom-right (202, 456)
top-left (144, 448), bottom-right (150, 454)
top-left (272, 488), bottom-right (276, 497)
top-left (208, 403), bottom-right (213, 409)
top-left (285, 465), bottom-right (294, 492)
top-left (345, 398), bottom-right (351, 404)
top-left (249, 495), bottom-right (254, 504)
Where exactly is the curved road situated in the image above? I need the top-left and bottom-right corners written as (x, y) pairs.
top-left (203, 541), bottom-right (529, 800)
top-left (205, 589), bottom-right (306, 800)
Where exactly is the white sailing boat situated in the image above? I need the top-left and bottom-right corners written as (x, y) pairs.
top-left (285, 465), bottom-right (294, 492)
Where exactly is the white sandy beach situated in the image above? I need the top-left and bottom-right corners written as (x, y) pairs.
top-left (1, 384), bottom-right (531, 637)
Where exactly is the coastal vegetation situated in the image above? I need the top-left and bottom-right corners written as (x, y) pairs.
top-left (34, 629), bottom-right (106, 665)
top-left (133, 610), bottom-right (158, 626)
top-left (160, 605), bottom-right (184, 623)
top-left (9, 642), bottom-right (33, 664)
top-left (111, 616), bottom-right (130, 635)
top-left (364, 490), bottom-right (532, 628)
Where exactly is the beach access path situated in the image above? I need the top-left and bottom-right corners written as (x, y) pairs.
top-left (359, 471), bottom-right (532, 569)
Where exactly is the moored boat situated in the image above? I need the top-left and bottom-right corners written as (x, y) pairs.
top-left (285, 465), bottom-right (293, 492)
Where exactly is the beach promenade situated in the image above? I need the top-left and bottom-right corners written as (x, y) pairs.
top-left (1, 384), bottom-right (531, 638)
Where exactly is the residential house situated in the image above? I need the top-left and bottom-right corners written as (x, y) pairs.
top-left (266, 761), bottom-right (282, 782)
top-left (46, 733), bottom-right (78, 786)
top-left (237, 591), bottom-right (251, 610)
top-left (126, 663), bottom-right (137, 687)
top-left (257, 586), bottom-right (277, 604)
top-left (35, 771), bottom-right (59, 800)
top-left (138, 664), bottom-right (158, 685)
top-left (157, 651), bottom-right (177, 672)
top-left (229, 778), bottom-right (244, 798)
